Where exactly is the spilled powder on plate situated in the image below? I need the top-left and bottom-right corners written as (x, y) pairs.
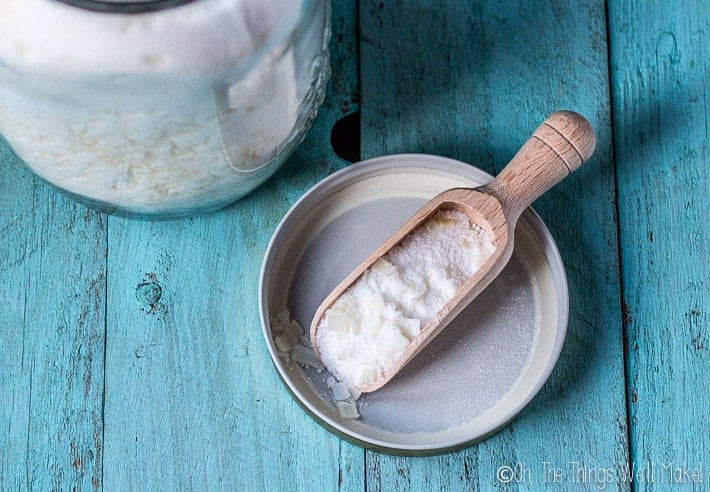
top-left (271, 308), bottom-right (360, 419)
top-left (316, 209), bottom-right (496, 389)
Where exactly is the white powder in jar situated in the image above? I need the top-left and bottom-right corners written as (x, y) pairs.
top-left (0, 0), bottom-right (329, 216)
top-left (316, 209), bottom-right (496, 389)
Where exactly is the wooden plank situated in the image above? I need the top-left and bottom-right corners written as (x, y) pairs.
top-left (608, 0), bottom-right (709, 485)
top-left (360, 0), bottom-right (628, 489)
top-left (101, 1), bottom-right (364, 489)
top-left (0, 142), bottom-right (106, 490)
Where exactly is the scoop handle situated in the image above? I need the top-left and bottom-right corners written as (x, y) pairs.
top-left (481, 110), bottom-right (596, 219)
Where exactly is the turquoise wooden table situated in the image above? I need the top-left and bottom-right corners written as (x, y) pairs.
top-left (1, 1), bottom-right (707, 490)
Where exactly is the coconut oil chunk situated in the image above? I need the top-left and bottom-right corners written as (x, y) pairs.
top-left (316, 209), bottom-right (495, 389)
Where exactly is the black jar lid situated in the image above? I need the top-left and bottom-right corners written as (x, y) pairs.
top-left (55, 0), bottom-right (198, 14)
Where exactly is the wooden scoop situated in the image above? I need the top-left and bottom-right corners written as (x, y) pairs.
top-left (311, 110), bottom-right (596, 393)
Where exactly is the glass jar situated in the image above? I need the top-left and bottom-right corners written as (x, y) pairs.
top-left (0, 0), bottom-right (330, 218)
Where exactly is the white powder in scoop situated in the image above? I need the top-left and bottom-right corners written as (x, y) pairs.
top-left (316, 209), bottom-right (496, 389)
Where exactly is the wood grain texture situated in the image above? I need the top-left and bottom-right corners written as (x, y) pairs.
top-left (360, 0), bottom-right (628, 489)
top-left (99, 1), bottom-right (365, 489)
top-left (609, 0), bottom-right (709, 486)
top-left (0, 141), bottom-right (106, 490)
top-left (1, 0), bottom-right (706, 489)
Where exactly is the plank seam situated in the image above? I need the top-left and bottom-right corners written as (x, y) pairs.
top-left (604, 0), bottom-right (634, 482)
top-left (101, 216), bottom-right (109, 492)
